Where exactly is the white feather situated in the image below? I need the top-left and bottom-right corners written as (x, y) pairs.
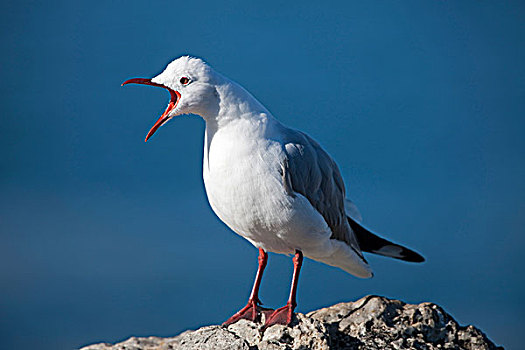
top-left (154, 56), bottom-right (373, 278)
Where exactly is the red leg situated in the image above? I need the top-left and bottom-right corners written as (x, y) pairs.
top-left (263, 250), bottom-right (303, 329)
top-left (223, 248), bottom-right (271, 326)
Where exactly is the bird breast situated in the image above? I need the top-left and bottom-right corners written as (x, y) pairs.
top-left (203, 122), bottom-right (294, 237)
top-left (201, 118), bottom-right (333, 255)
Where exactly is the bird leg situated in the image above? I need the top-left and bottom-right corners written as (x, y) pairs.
top-left (263, 250), bottom-right (303, 329)
top-left (223, 248), bottom-right (272, 326)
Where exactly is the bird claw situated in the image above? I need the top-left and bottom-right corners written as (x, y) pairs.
top-left (222, 300), bottom-right (274, 326)
top-left (262, 303), bottom-right (295, 330)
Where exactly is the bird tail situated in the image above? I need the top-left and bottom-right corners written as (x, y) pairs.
top-left (307, 239), bottom-right (374, 279)
top-left (347, 216), bottom-right (425, 263)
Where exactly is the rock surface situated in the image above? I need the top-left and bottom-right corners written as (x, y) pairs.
top-left (80, 295), bottom-right (503, 350)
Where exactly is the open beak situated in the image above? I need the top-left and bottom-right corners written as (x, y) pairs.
top-left (122, 78), bottom-right (181, 142)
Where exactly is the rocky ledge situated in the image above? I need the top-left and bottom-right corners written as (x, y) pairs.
top-left (80, 295), bottom-right (502, 350)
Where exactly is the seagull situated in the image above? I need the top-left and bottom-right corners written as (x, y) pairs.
top-left (122, 56), bottom-right (424, 329)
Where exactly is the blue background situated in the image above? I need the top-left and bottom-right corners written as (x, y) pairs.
top-left (1, 1), bottom-right (523, 349)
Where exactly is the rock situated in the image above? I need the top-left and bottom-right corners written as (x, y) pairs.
top-left (80, 295), bottom-right (503, 350)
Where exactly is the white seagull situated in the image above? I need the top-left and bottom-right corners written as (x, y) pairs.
top-left (123, 56), bottom-right (424, 328)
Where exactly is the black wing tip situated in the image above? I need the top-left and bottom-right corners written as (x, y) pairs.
top-left (401, 250), bottom-right (425, 263)
top-left (348, 216), bottom-right (425, 263)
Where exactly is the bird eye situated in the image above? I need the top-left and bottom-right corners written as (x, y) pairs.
top-left (180, 77), bottom-right (190, 85)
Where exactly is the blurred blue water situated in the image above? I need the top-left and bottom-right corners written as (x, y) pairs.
top-left (1, 1), bottom-right (524, 349)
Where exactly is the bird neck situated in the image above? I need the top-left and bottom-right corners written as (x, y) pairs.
top-left (203, 77), bottom-right (275, 131)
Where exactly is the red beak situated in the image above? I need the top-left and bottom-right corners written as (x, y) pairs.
top-left (122, 78), bottom-right (181, 142)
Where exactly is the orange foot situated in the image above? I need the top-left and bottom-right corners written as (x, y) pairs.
top-left (262, 302), bottom-right (295, 329)
top-left (222, 299), bottom-right (274, 326)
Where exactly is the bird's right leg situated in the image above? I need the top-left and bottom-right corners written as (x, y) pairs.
top-left (222, 248), bottom-right (272, 326)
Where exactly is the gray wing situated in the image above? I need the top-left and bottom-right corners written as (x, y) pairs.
top-left (280, 130), bottom-right (364, 259)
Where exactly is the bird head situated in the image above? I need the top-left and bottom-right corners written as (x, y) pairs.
top-left (122, 56), bottom-right (220, 141)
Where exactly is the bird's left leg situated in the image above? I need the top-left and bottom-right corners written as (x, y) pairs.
top-left (263, 250), bottom-right (303, 329)
top-left (222, 248), bottom-right (272, 326)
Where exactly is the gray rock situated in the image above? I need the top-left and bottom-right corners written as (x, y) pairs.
top-left (80, 295), bottom-right (503, 350)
